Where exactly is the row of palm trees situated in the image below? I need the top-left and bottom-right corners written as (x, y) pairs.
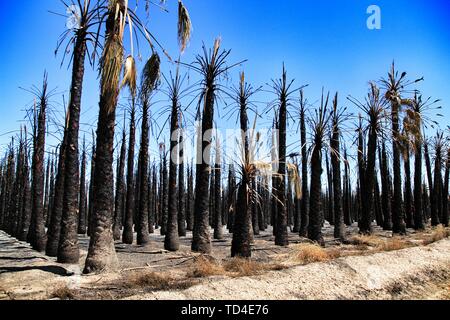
top-left (0, 0), bottom-right (449, 274)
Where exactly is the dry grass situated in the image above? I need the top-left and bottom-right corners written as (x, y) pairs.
top-left (186, 256), bottom-right (226, 278)
top-left (122, 271), bottom-right (197, 291)
top-left (187, 255), bottom-right (287, 278)
top-left (290, 244), bottom-right (331, 265)
top-left (350, 235), bottom-right (412, 252)
top-left (223, 258), bottom-right (287, 277)
top-left (49, 285), bottom-right (77, 300)
top-left (422, 226), bottom-right (450, 245)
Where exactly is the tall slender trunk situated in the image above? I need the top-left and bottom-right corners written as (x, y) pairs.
top-left (29, 76), bottom-right (48, 252)
top-left (299, 91), bottom-right (309, 237)
top-left (19, 139), bottom-right (32, 241)
top-left (58, 28), bottom-right (88, 263)
top-left (46, 139), bottom-right (67, 256)
top-left (275, 75), bottom-right (288, 247)
top-left (178, 133), bottom-right (186, 236)
top-left (331, 100), bottom-right (344, 240)
top-left (122, 106), bottom-right (136, 244)
top-left (213, 147), bottom-right (223, 240)
top-left (192, 90), bottom-right (215, 254)
top-left (391, 101), bottom-right (406, 234)
top-left (379, 142), bottom-right (393, 230)
top-left (83, 3), bottom-right (125, 273)
top-left (231, 83), bottom-right (251, 257)
top-left (78, 140), bottom-right (87, 235)
top-left (137, 100), bottom-right (150, 245)
top-left (113, 129), bottom-right (126, 239)
top-left (434, 144), bottom-right (443, 225)
top-left (413, 140), bottom-right (424, 230)
top-left (442, 148), bottom-right (449, 227)
top-left (403, 146), bottom-right (413, 229)
top-left (424, 141), bottom-right (438, 225)
top-left (308, 142), bottom-right (324, 245)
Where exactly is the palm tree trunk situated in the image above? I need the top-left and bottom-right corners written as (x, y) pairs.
top-left (391, 102), bottom-right (406, 234)
top-left (165, 97), bottom-right (180, 251)
top-left (442, 148), bottom-right (449, 227)
top-left (413, 140), bottom-right (424, 230)
top-left (331, 115), bottom-right (344, 240)
top-left (29, 76), bottom-right (48, 252)
top-left (424, 141), bottom-right (438, 225)
top-left (178, 133), bottom-right (186, 237)
top-left (78, 140), bottom-right (87, 235)
top-left (123, 106), bottom-right (136, 244)
top-left (113, 129), bottom-right (126, 239)
top-left (213, 152), bottom-right (223, 240)
top-left (308, 143), bottom-right (324, 245)
top-left (83, 3), bottom-right (125, 273)
top-left (403, 146), bottom-right (413, 228)
top-left (137, 100), bottom-right (150, 245)
top-left (275, 87), bottom-right (288, 247)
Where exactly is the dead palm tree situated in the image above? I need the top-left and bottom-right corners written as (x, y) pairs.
top-left (57, 0), bottom-right (104, 264)
top-left (78, 137), bottom-right (88, 235)
top-left (29, 73), bottom-right (52, 252)
top-left (403, 93), bottom-right (441, 229)
top-left (308, 91), bottom-right (332, 245)
top-left (113, 126), bottom-right (127, 240)
top-left (330, 92), bottom-right (349, 240)
top-left (270, 65), bottom-right (301, 246)
top-left (349, 83), bottom-right (387, 234)
top-left (231, 72), bottom-right (260, 257)
top-left (189, 39), bottom-right (237, 253)
top-left (46, 112), bottom-right (69, 256)
top-left (84, 0), bottom-right (131, 272)
top-left (381, 63), bottom-right (423, 234)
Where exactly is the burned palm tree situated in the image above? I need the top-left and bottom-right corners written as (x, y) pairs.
top-left (83, 0), bottom-right (186, 273)
top-left (164, 70), bottom-right (186, 251)
top-left (349, 83), bottom-right (387, 234)
top-left (78, 137), bottom-right (87, 235)
top-left (433, 132), bottom-right (445, 225)
top-left (270, 65), bottom-right (301, 246)
top-left (308, 91), bottom-right (331, 245)
top-left (378, 140), bottom-right (393, 230)
top-left (57, 0), bottom-right (104, 264)
top-left (84, 0), bottom-right (130, 272)
top-left (18, 127), bottom-right (32, 241)
top-left (137, 53), bottom-right (161, 245)
top-left (381, 63), bottom-right (423, 234)
top-left (403, 93), bottom-right (441, 229)
top-left (113, 126), bottom-right (127, 240)
top-left (122, 104), bottom-right (137, 244)
top-left (189, 39), bottom-right (236, 253)
top-left (230, 72), bottom-right (260, 257)
top-left (29, 73), bottom-right (52, 252)
top-left (46, 112), bottom-right (69, 256)
top-left (178, 131), bottom-right (187, 236)
top-left (298, 89), bottom-right (309, 237)
top-left (424, 139), bottom-right (438, 225)
top-left (443, 141), bottom-right (449, 227)
top-left (330, 93), bottom-right (349, 240)
top-left (213, 138), bottom-right (223, 240)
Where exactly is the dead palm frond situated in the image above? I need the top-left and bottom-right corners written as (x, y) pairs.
top-left (178, 0), bottom-right (192, 53)
top-left (121, 55), bottom-right (137, 98)
top-left (141, 52), bottom-right (161, 100)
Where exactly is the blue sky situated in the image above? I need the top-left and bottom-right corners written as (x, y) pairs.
top-left (0, 0), bottom-right (449, 162)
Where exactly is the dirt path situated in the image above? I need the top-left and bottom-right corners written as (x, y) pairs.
top-left (127, 239), bottom-right (450, 300)
top-left (0, 229), bottom-right (449, 300)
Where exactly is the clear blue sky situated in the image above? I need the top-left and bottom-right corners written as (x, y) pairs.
top-left (0, 0), bottom-right (449, 161)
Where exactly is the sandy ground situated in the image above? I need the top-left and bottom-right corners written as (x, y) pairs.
top-left (0, 224), bottom-right (449, 300)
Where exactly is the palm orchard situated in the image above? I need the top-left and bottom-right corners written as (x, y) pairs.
top-left (0, 0), bottom-right (449, 275)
